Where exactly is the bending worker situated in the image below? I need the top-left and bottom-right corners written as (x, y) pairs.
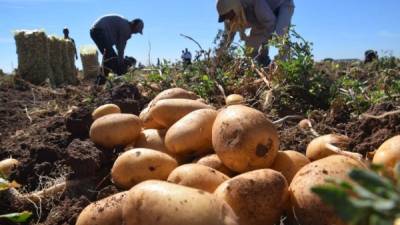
top-left (216, 0), bottom-right (295, 66)
top-left (90, 14), bottom-right (144, 76)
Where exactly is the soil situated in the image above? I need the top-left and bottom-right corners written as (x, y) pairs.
top-left (0, 77), bottom-right (398, 225)
top-left (0, 79), bottom-right (145, 225)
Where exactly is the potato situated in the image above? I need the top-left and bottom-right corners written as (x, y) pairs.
top-left (111, 148), bottom-right (178, 189)
top-left (196, 154), bottom-right (236, 177)
top-left (372, 135), bottom-right (400, 177)
top-left (76, 192), bottom-right (126, 225)
top-left (133, 129), bottom-right (190, 163)
top-left (271, 150), bottom-right (310, 183)
top-left (167, 164), bottom-right (229, 193)
top-left (150, 88), bottom-right (199, 107)
top-left (165, 109), bottom-right (217, 156)
top-left (0, 158), bottom-right (20, 177)
top-left (289, 155), bottom-right (366, 225)
top-left (122, 180), bottom-right (238, 225)
top-left (298, 119), bottom-right (312, 129)
top-left (214, 169), bottom-right (288, 225)
top-left (225, 94), bottom-right (244, 106)
top-left (149, 99), bottom-right (214, 128)
top-left (306, 134), bottom-right (362, 161)
top-left (89, 114), bottom-right (141, 149)
top-left (212, 105), bottom-right (279, 173)
top-left (139, 105), bottom-right (164, 129)
top-left (135, 129), bottom-right (167, 152)
top-left (92, 104), bottom-right (121, 120)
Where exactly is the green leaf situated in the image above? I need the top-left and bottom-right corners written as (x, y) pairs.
top-left (349, 169), bottom-right (394, 192)
top-left (369, 214), bottom-right (392, 225)
top-left (0, 211), bottom-right (32, 223)
top-left (312, 184), bottom-right (364, 224)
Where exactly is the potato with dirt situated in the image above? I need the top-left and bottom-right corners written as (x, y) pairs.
top-left (75, 192), bottom-right (126, 225)
top-left (372, 135), bottom-right (400, 177)
top-left (111, 148), bottom-right (178, 189)
top-left (165, 109), bottom-right (217, 156)
top-left (122, 180), bottom-right (239, 225)
top-left (271, 150), bottom-right (310, 183)
top-left (214, 169), bottom-right (288, 225)
top-left (212, 105), bottom-right (279, 173)
top-left (167, 164), bottom-right (229, 193)
top-left (196, 154), bottom-right (236, 177)
top-left (289, 155), bottom-right (366, 225)
top-left (89, 113), bottom-right (141, 149)
top-left (306, 134), bottom-right (362, 161)
top-left (92, 103), bottom-right (121, 120)
top-left (0, 158), bottom-right (20, 177)
top-left (149, 99), bottom-right (214, 128)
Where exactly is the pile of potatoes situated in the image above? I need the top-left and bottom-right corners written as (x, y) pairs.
top-left (77, 87), bottom-right (399, 225)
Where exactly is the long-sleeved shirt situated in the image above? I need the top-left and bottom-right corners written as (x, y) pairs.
top-left (239, 0), bottom-right (295, 48)
top-left (92, 14), bottom-right (132, 61)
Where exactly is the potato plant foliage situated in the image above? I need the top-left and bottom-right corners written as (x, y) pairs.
top-left (312, 164), bottom-right (400, 225)
top-left (110, 27), bottom-right (399, 117)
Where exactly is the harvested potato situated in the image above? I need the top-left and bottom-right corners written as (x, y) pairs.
top-left (306, 134), bottom-right (362, 161)
top-left (150, 88), bottom-right (199, 107)
top-left (111, 148), bottom-right (178, 189)
top-left (298, 119), bottom-right (312, 130)
top-left (214, 169), bottom-right (288, 225)
top-left (167, 164), bottom-right (229, 193)
top-left (122, 180), bottom-right (238, 225)
top-left (289, 155), bottom-right (366, 225)
top-left (212, 105), bottom-right (279, 173)
top-left (76, 192), bottom-right (126, 225)
top-left (135, 129), bottom-right (167, 152)
top-left (165, 109), bottom-right (217, 156)
top-left (225, 94), bottom-right (244, 105)
top-left (139, 104), bottom-right (164, 129)
top-left (149, 99), bottom-right (213, 128)
top-left (373, 135), bottom-right (400, 177)
top-left (92, 104), bottom-right (121, 120)
top-left (0, 158), bottom-right (20, 177)
top-left (89, 114), bottom-right (141, 149)
top-left (196, 154), bottom-right (236, 177)
top-left (133, 129), bottom-right (190, 163)
top-left (271, 150), bottom-right (310, 183)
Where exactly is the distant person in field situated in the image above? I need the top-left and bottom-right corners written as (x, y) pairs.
top-left (216, 0), bottom-right (295, 67)
top-left (181, 48), bottom-right (192, 65)
top-left (90, 14), bottom-right (144, 77)
top-left (364, 50), bottom-right (379, 64)
top-left (63, 27), bottom-right (78, 60)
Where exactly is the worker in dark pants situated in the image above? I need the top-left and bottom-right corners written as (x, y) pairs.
top-left (90, 14), bottom-right (144, 84)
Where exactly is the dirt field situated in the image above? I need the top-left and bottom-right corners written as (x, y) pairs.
top-left (0, 74), bottom-right (399, 225)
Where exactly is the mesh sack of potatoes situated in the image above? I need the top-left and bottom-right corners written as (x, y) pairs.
top-left (14, 30), bottom-right (53, 85)
top-left (80, 45), bottom-right (100, 78)
top-left (48, 36), bottom-right (65, 86)
top-left (61, 39), bottom-right (78, 85)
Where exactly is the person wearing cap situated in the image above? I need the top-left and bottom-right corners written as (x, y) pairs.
top-left (216, 0), bottom-right (295, 66)
top-left (90, 14), bottom-right (144, 76)
top-left (63, 27), bottom-right (78, 60)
